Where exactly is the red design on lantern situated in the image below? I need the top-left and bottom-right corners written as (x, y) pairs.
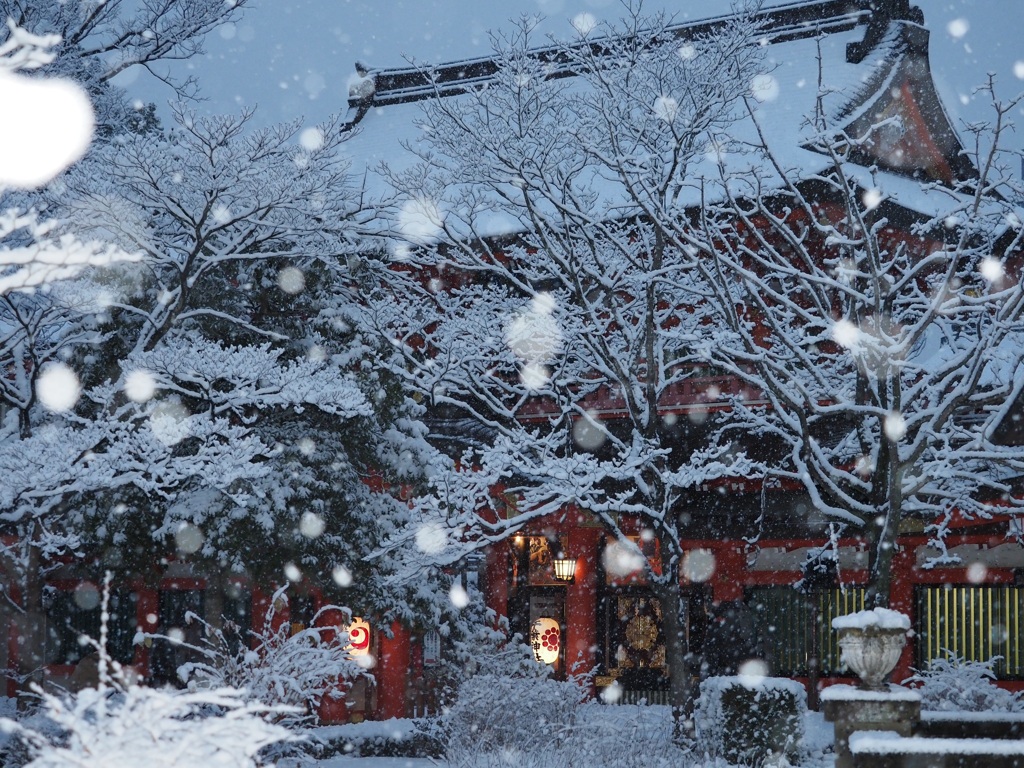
top-left (540, 626), bottom-right (559, 652)
top-left (346, 618), bottom-right (371, 656)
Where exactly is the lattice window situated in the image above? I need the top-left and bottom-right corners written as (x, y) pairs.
top-left (915, 584), bottom-right (1023, 679)
top-left (747, 586), bottom-right (867, 676)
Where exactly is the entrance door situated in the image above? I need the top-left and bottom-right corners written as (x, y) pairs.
top-left (508, 536), bottom-right (568, 677)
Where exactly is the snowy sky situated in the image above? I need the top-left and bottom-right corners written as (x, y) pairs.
top-left (117, 0), bottom-right (1024, 152)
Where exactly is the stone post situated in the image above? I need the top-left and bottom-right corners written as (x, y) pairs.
top-left (822, 686), bottom-right (922, 768)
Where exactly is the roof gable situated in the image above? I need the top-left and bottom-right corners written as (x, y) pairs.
top-left (832, 21), bottom-right (975, 184)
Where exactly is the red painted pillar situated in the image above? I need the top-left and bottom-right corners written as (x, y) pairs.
top-left (315, 607), bottom-right (350, 724)
top-left (889, 545), bottom-right (917, 686)
top-left (376, 622), bottom-right (410, 720)
top-left (252, 587), bottom-right (288, 638)
top-left (484, 544), bottom-right (510, 627)
top-left (566, 527), bottom-right (601, 684)
top-left (711, 545), bottom-right (746, 603)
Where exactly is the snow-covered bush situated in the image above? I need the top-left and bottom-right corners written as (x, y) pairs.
top-left (568, 703), bottom-right (689, 768)
top-left (0, 578), bottom-right (293, 768)
top-left (0, 682), bottom-right (291, 768)
top-left (414, 613), bottom-right (583, 767)
top-left (696, 676), bottom-right (806, 766)
top-left (903, 651), bottom-right (1024, 713)
top-left (428, 617), bottom-right (690, 767)
top-left (439, 670), bottom-right (587, 768)
top-left (174, 587), bottom-right (368, 726)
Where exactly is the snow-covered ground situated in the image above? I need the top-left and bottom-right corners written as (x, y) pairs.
top-left (309, 759), bottom-right (434, 768)
top-left (296, 706), bottom-right (837, 767)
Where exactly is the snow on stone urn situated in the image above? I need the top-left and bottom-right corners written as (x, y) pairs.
top-left (831, 608), bottom-right (910, 691)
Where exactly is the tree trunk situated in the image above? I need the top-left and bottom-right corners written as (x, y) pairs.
top-left (16, 522), bottom-right (45, 706)
top-left (653, 577), bottom-right (695, 745)
top-left (866, 449), bottom-right (903, 608)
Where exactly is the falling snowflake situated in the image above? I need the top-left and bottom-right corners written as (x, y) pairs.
top-left (36, 362), bottom-right (80, 412)
top-left (299, 512), bottom-right (325, 538)
top-left (415, 521), bottom-right (447, 554)
top-left (832, 319), bottom-right (861, 349)
top-left (0, 72), bottom-right (94, 188)
top-left (682, 549), bottom-right (716, 582)
top-left (211, 204), bottom-right (232, 225)
top-left (519, 362), bottom-right (551, 391)
top-left (946, 18), bottom-right (969, 39)
top-left (571, 12), bottom-right (597, 37)
top-left (980, 257), bottom-right (1003, 282)
top-left (150, 399), bottom-right (191, 446)
top-left (124, 369), bottom-right (158, 402)
top-left (174, 523), bottom-right (204, 554)
top-left (601, 680), bottom-right (623, 704)
top-left (603, 539), bottom-right (646, 577)
top-left (653, 95), bottom-right (679, 122)
top-left (397, 197), bottom-right (445, 245)
top-left (884, 411), bottom-right (906, 442)
top-left (299, 127), bottom-right (324, 151)
top-left (332, 565), bottom-right (353, 587)
top-left (967, 562), bottom-right (988, 584)
top-left (277, 266), bottom-right (305, 294)
top-left (750, 73), bottom-right (779, 103)
top-left (572, 410), bottom-right (606, 451)
top-left (449, 583), bottom-right (470, 609)
top-left (738, 659), bottom-right (769, 687)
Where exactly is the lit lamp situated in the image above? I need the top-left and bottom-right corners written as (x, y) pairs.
top-left (552, 554), bottom-right (577, 583)
top-left (345, 618), bottom-right (372, 659)
top-left (531, 617), bottom-right (560, 665)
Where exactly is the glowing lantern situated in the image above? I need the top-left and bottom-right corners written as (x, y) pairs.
top-left (530, 617), bottom-right (560, 665)
top-left (552, 556), bottom-right (577, 583)
top-left (345, 618), bottom-right (371, 657)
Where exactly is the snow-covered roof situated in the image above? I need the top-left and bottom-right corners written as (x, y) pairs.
top-left (339, 0), bottom-right (974, 239)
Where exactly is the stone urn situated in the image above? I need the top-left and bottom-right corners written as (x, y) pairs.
top-left (832, 608), bottom-right (910, 691)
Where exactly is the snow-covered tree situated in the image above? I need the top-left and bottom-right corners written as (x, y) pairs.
top-left (368, 10), bottom-right (765, 738)
top-left (1, 0), bottom-right (248, 290)
top-left (0, 0), bottom-right (246, 133)
top-left (904, 650), bottom-right (1024, 713)
top-left (1, 103), bottom-right (414, 567)
top-left (174, 586), bottom-right (372, 729)
top-left (368, 5), bottom-right (1024, 738)
top-left (1, 678), bottom-right (292, 768)
top-left (0, 98), bottom-right (436, 693)
top-left (0, 1), bottom-right (435, 718)
top-left (0, 578), bottom-right (293, 767)
top-left (674, 78), bottom-right (1024, 607)
top-left (0, 21), bottom-right (133, 293)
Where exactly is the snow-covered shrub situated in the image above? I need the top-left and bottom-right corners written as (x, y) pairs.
top-left (174, 586), bottom-right (368, 726)
top-left (439, 670), bottom-right (587, 768)
top-left (413, 614), bottom-right (581, 767)
top-left (903, 651), bottom-right (1024, 713)
top-left (567, 702), bottom-right (689, 768)
top-left (0, 682), bottom-right (291, 768)
top-left (415, 608), bottom-right (549, 717)
top-left (0, 578), bottom-right (293, 768)
top-left (696, 676), bottom-right (806, 766)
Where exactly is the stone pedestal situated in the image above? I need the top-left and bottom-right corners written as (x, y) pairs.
top-left (822, 686), bottom-right (921, 768)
